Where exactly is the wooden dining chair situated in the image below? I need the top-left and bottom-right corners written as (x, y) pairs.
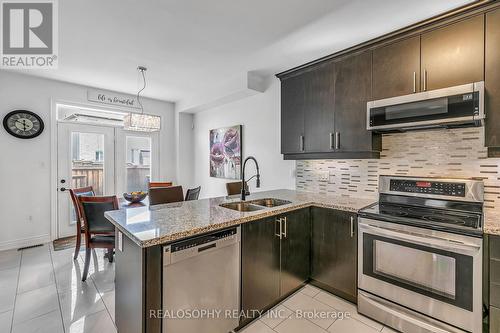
top-left (149, 186), bottom-right (184, 205)
top-left (226, 181), bottom-right (249, 196)
top-left (69, 186), bottom-right (95, 260)
top-left (185, 186), bottom-right (201, 201)
top-left (148, 182), bottom-right (173, 189)
top-left (77, 196), bottom-right (118, 282)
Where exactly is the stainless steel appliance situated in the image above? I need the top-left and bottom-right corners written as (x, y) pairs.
top-left (367, 82), bottom-right (484, 132)
top-left (163, 227), bottom-right (240, 333)
top-left (358, 176), bottom-right (484, 333)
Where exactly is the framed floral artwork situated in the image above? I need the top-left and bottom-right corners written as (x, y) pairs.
top-left (209, 125), bottom-right (242, 179)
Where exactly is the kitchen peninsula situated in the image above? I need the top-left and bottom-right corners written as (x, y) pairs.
top-left (105, 189), bottom-right (373, 333)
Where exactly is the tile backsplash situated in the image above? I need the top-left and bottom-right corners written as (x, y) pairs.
top-left (296, 127), bottom-right (500, 214)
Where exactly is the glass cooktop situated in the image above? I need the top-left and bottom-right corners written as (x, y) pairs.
top-left (360, 202), bottom-right (482, 235)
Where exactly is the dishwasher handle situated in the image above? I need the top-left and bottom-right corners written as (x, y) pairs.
top-left (198, 243), bottom-right (217, 252)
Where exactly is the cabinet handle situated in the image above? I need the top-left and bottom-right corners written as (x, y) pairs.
top-left (329, 133), bottom-right (334, 150)
top-left (283, 217), bottom-right (287, 239)
top-left (413, 72), bottom-right (416, 93)
top-left (423, 70), bottom-right (427, 91)
top-left (275, 218), bottom-right (282, 239)
top-left (350, 216), bottom-right (355, 238)
top-left (299, 135), bottom-right (304, 152)
top-left (335, 132), bottom-right (340, 150)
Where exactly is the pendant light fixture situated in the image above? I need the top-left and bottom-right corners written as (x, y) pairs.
top-left (123, 66), bottom-right (161, 132)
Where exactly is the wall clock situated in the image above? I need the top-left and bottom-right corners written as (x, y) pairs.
top-left (3, 110), bottom-right (44, 139)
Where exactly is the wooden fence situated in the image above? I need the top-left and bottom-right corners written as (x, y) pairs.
top-left (72, 162), bottom-right (150, 194)
top-left (126, 165), bottom-right (150, 192)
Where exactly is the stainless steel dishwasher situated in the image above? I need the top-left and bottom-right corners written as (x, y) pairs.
top-left (162, 227), bottom-right (240, 333)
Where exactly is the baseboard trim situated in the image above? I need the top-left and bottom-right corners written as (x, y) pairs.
top-left (0, 234), bottom-right (51, 251)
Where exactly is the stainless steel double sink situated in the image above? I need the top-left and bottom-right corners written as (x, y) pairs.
top-left (220, 198), bottom-right (291, 212)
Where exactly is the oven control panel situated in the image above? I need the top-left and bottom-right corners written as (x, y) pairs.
top-left (389, 179), bottom-right (466, 197)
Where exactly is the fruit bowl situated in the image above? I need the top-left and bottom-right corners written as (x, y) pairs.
top-left (123, 191), bottom-right (148, 203)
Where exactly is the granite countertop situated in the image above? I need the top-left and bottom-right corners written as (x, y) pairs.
top-left (485, 212), bottom-right (500, 236)
top-left (105, 189), bottom-right (374, 248)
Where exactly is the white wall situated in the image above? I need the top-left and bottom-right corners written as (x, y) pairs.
top-left (176, 113), bottom-right (195, 190)
top-left (191, 78), bottom-right (295, 199)
top-left (0, 71), bottom-right (175, 250)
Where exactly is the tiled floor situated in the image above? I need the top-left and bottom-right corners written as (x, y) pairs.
top-left (0, 244), bottom-right (116, 333)
top-left (0, 244), bottom-right (396, 333)
top-left (239, 285), bottom-right (397, 333)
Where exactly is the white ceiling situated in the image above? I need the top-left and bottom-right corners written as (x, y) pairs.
top-left (10, 0), bottom-right (475, 103)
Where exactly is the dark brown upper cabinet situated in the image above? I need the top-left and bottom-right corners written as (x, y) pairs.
top-left (280, 61), bottom-right (335, 155)
top-left (334, 51), bottom-right (380, 153)
top-left (281, 74), bottom-right (305, 154)
top-left (279, 55), bottom-right (380, 159)
top-left (303, 61), bottom-right (335, 153)
top-left (421, 15), bottom-right (484, 91)
top-left (372, 36), bottom-right (421, 100)
top-left (485, 7), bottom-right (500, 156)
top-left (278, 2), bottom-right (499, 160)
top-left (373, 15), bottom-right (484, 98)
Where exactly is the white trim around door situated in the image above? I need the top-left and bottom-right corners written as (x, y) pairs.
top-left (50, 99), bottom-right (161, 241)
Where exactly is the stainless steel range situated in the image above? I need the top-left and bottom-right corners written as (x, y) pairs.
top-left (358, 176), bottom-right (484, 333)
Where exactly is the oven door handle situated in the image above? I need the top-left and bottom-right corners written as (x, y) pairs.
top-left (359, 222), bottom-right (481, 254)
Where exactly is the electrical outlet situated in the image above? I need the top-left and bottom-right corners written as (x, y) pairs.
top-left (318, 171), bottom-right (330, 182)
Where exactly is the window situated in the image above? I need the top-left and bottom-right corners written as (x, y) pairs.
top-left (70, 132), bottom-right (105, 196)
top-left (126, 136), bottom-right (152, 192)
top-left (95, 150), bottom-right (104, 162)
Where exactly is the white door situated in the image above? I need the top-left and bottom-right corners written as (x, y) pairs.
top-left (57, 123), bottom-right (115, 238)
top-left (115, 129), bottom-right (159, 195)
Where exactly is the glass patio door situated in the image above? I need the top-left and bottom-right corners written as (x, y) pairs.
top-left (57, 123), bottom-right (115, 238)
top-left (115, 129), bottom-right (159, 195)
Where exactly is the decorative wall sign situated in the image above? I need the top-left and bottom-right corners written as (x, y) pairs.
top-left (87, 89), bottom-right (140, 109)
top-left (3, 110), bottom-right (44, 139)
top-left (209, 125), bottom-right (242, 179)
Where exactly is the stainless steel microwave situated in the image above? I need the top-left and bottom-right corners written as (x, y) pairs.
top-left (367, 82), bottom-right (484, 132)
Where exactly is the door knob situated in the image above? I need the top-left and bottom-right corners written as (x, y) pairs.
top-left (60, 187), bottom-right (67, 192)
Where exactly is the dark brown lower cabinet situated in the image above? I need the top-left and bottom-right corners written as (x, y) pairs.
top-left (281, 209), bottom-right (311, 296)
top-left (241, 208), bottom-right (310, 322)
top-left (241, 215), bottom-right (281, 320)
top-left (491, 307), bottom-right (500, 333)
top-left (490, 235), bottom-right (500, 332)
top-left (115, 232), bottom-right (162, 333)
top-left (310, 207), bottom-right (357, 303)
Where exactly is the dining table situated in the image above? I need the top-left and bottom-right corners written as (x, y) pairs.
top-left (119, 197), bottom-right (150, 209)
